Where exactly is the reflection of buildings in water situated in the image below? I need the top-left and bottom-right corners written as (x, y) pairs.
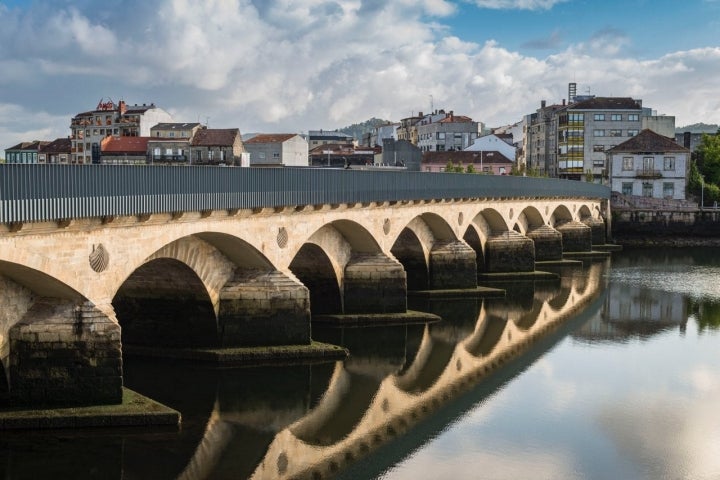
top-left (245, 261), bottom-right (607, 479)
top-left (574, 283), bottom-right (687, 342)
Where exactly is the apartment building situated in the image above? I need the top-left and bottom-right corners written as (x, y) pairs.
top-left (416, 111), bottom-right (479, 152)
top-left (306, 130), bottom-right (354, 149)
top-left (4, 140), bottom-right (49, 164)
top-left (69, 99), bottom-right (172, 164)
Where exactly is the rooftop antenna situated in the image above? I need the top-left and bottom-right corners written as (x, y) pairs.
top-left (205, 116), bottom-right (210, 128)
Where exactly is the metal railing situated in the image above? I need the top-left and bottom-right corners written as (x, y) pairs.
top-left (0, 165), bottom-right (610, 223)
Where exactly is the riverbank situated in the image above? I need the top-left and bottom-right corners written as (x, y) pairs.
top-left (612, 236), bottom-right (720, 247)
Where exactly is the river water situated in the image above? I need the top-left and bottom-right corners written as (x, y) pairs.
top-left (2, 247), bottom-right (719, 480)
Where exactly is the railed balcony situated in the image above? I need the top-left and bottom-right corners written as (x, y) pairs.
top-left (635, 169), bottom-right (662, 179)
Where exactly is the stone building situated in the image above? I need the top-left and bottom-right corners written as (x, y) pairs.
top-left (38, 138), bottom-right (72, 164)
top-left (189, 128), bottom-right (248, 166)
top-left (607, 129), bottom-right (690, 200)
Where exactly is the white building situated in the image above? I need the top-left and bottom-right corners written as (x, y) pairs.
top-left (244, 134), bottom-right (309, 167)
top-left (607, 129), bottom-right (690, 200)
top-left (465, 133), bottom-right (517, 161)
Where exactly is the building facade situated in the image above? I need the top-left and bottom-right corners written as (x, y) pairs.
top-left (416, 111), bottom-right (479, 152)
top-left (4, 141), bottom-right (49, 164)
top-left (306, 130), bottom-right (354, 150)
top-left (465, 133), bottom-right (517, 161)
top-left (38, 138), bottom-right (71, 164)
top-left (70, 99), bottom-right (172, 164)
top-left (607, 129), bottom-right (689, 200)
top-left (421, 151), bottom-right (513, 174)
top-left (189, 128), bottom-right (248, 166)
top-left (244, 134), bottom-right (309, 167)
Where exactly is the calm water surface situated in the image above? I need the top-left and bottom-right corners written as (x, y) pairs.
top-left (1, 247), bottom-right (719, 480)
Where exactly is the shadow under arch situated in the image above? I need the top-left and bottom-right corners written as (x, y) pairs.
top-left (289, 243), bottom-right (342, 315)
top-left (577, 204), bottom-right (593, 220)
top-left (518, 205), bottom-right (546, 232)
top-left (113, 258), bottom-right (219, 347)
top-left (550, 204), bottom-right (574, 226)
top-left (391, 213), bottom-right (457, 290)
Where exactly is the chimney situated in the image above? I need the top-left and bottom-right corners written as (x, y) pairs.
top-left (541, 100), bottom-right (546, 108)
top-left (119, 100), bottom-right (127, 115)
top-left (419, 112), bottom-right (423, 117)
top-left (562, 99), bottom-right (566, 106)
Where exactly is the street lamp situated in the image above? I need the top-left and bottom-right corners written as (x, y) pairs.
top-left (701, 175), bottom-right (705, 210)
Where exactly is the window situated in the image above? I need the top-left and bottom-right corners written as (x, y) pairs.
top-left (622, 157), bottom-right (633, 171)
top-left (643, 157), bottom-right (654, 171)
top-left (609, 129), bottom-right (622, 137)
top-left (622, 182), bottom-right (633, 195)
top-left (153, 148), bottom-right (161, 156)
top-left (165, 148), bottom-right (172, 155)
top-left (594, 130), bottom-right (605, 137)
top-left (593, 160), bottom-right (605, 167)
top-left (627, 129), bottom-right (639, 137)
top-left (568, 113), bottom-right (584, 122)
top-left (628, 114), bottom-right (639, 121)
top-left (664, 156), bottom-right (675, 170)
top-left (611, 114), bottom-right (622, 121)
top-left (273, 152), bottom-right (280, 158)
top-left (437, 132), bottom-right (445, 140)
top-left (437, 144), bottom-right (445, 151)
top-left (168, 132), bottom-right (175, 137)
top-left (593, 145), bottom-right (605, 152)
top-left (594, 114), bottom-right (605, 121)
top-left (642, 182), bottom-right (653, 197)
top-left (663, 182), bottom-right (674, 198)
top-left (208, 150), bottom-right (215, 160)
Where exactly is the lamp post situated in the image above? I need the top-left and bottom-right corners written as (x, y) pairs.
top-left (701, 175), bottom-right (705, 210)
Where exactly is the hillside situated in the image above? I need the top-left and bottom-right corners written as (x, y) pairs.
top-left (676, 123), bottom-right (719, 134)
top-left (336, 118), bottom-right (394, 140)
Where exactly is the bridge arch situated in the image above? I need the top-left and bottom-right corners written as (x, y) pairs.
top-left (514, 206), bottom-right (546, 235)
top-left (549, 205), bottom-right (574, 226)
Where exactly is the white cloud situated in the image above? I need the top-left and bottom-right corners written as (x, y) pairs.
top-left (470, 0), bottom-right (569, 10)
top-left (1, 0), bottom-right (719, 150)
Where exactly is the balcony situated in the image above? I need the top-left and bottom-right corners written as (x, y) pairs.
top-left (151, 155), bottom-right (188, 164)
top-left (635, 169), bottom-right (662, 179)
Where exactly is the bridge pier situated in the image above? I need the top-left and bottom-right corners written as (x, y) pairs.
top-left (344, 254), bottom-right (407, 314)
top-left (9, 299), bottom-right (122, 406)
top-left (219, 270), bottom-right (311, 347)
top-left (429, 241), bottom-right (477, 289)
top-left (485, 231), bottom-right (535, 272)
top-left (527, 225), bottom-right (564, 261)
top-left (556, 221), bottom-right (593, 252)
top-left (582, 217), bottom-right (607, 245)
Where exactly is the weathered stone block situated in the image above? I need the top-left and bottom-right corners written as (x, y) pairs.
top-left (429, 241), bottom-right (477, 289)
top-left (485, 231), bottom-right (536, 273)
top-left (527, 225), bottom-right (563, 261)
top-left (582, 217), bottom-right (607, 245)
top-left (557, 221), bottom-right (592, 252)
top-left (344, 254), bottom-right (407, 314)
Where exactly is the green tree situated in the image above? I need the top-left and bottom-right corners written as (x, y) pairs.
top-left (696, 132), bottom-right (720, 185)
top-left (445, 160), bottom-right (454, 173)
top-left (466, 163), bottom-right (476, 174)
top-left (454, 162), bottom-right (464, 173)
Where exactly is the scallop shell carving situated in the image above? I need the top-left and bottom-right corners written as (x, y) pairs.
top-left (89, 244), bottom-right (110, 273)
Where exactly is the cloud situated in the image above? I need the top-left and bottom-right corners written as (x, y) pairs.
top-left (521, 30), bottom-right (564, 50)
top-left (1, 0), bottom-right (719, 151)
top-left (470, 0), bottom-right (569, 10)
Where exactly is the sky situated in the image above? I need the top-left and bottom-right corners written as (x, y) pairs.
top-left (1, 0), bottom-right (719, 149)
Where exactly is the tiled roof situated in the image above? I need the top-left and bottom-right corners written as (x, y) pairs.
top-left (191, 128), bottom-right (241, 146)
top-left (607, 129), bottom-right (690, 154)
top-left (152, 123), bottom-right (201, 130)
top-left (40, 138), bottom-right (71, 154)
top-left (422, 150), bottom-right (513, 164)
top-left (5, 140), bottom-right (49, 151)
top-left (570, 97), bottom-right (641, 110)
top-left (439, 115), bottom-right (474, 123)
top-left (102, 136), bottom-right (151, 154)
top-left (245, 134), bottom-right (298, 144)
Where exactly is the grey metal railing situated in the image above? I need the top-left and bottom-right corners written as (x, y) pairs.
top-left (0, 165), bottom-right (610, 223)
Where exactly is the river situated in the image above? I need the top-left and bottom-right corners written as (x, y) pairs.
top-left (1, 247), bottom-right (719, 479)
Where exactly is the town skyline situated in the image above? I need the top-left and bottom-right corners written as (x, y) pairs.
top-left (1, 0), bottom-right (719, 149)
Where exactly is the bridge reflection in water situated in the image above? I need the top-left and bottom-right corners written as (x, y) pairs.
top-left (0, 260), bottom-right (609, 479)
top-left (174, 260), bottom-right (608, 480)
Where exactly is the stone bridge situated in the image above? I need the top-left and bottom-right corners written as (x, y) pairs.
top-left (0, 165), bottom-right (610, 406)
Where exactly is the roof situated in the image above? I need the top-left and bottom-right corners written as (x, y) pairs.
top-left (307, 130), bottom-right (353, 139)
top-left (607, 129), bottom-right (690, 154)
top-left (244, 134), bottom-right (298, 144)
top-left (102, 136), bottom-right (151, 154)
top-left (569, 97), bottom-right (642, 111)
top-left (5, 140), bottom-right (49, 152)
top-left (422, 150), bottom-right (513, 164)
top-left (151, 123), bottom-right (201, 130)
top-left (191, 128), bottom-right (241, 146)
top-left (40, 138), bottom-right (72, 154)
top-left (439, 115), bottom-right (474, 123)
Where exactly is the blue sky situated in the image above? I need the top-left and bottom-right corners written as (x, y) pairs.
top-left (1, 0), bottom-right (719, 149)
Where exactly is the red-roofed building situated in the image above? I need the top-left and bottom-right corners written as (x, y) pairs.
top-left (244, 133), bottom-right (308, 167)
top-left (100, 136), bottom-right (151, 164)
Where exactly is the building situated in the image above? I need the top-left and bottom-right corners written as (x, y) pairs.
top-left (38, 138), bottom-right (72, 164)
top-left (306, 130), bottom-right (354, 149)
top-left (465, 133), bottom-right (517, 161)
top-left (416, 111), bottom-right (479, 152)
top-left (4, 140), bottom-right (49, 164)
top-left (189, 128), bottom-right (248, 166)
top-left (381, 139), bottom-right (421, 170)
top-left (366, 123), bottom-right (398, 148)
top-left (147, 123), bottom-right (203, 165)
top-left (523, 100), bottom-right (565, 176)
top-left (243, 134), bottom-right (309, 167)
top-left (421, 150), bottom-right (514, 174)
top-left (70, 99), bottom-right (172, 164)
top-left (396, 113), bottom-right (425, 145)
top-left (309, 143), bottom-right (378, 168)
top-left (607, 129), bottom-right (690, 200)
top-left (100, 136), bottom-right (151, 164)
